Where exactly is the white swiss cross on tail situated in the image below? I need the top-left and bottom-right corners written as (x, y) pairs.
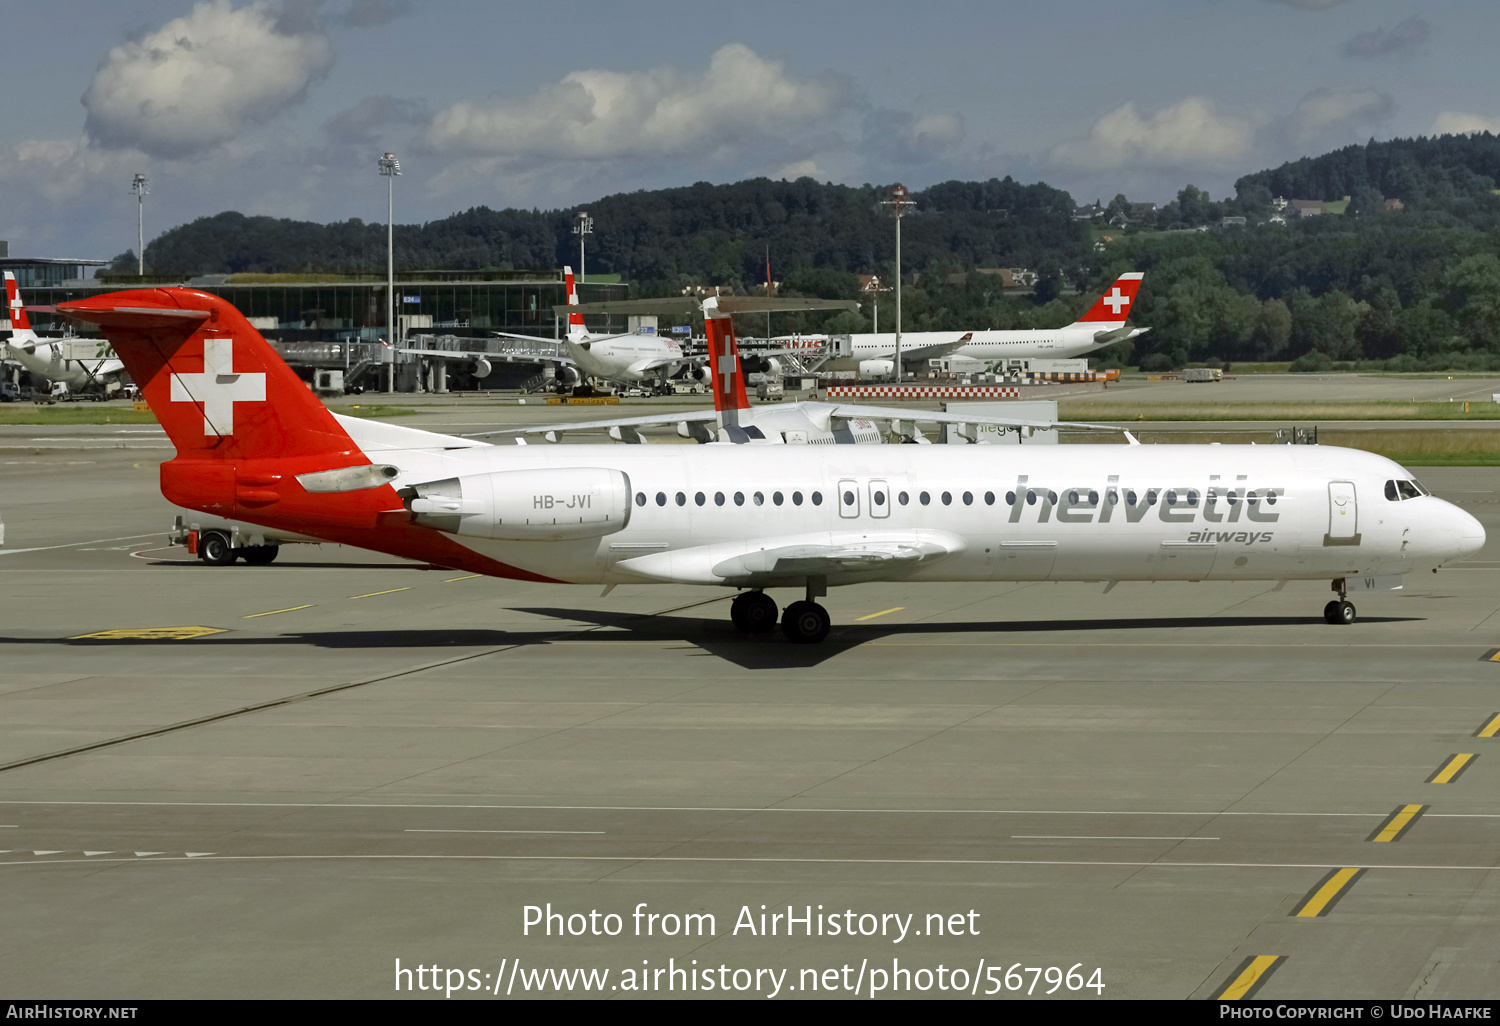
top-left (1103, 287), bottom-right (1130, 315)
top-left (170, 337), bottom-right (267, 436)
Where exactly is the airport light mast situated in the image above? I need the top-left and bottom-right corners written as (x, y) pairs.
top-left (378, 152), bottom-right (400, 366)
top-left (862, 274), bottom-right (892, 333)
top-left (131, 173), bottom-right (149, 276)
top-left (573, 210), bottom-right (593, 284)
top-left (880, 183), bottom-right (915, 382)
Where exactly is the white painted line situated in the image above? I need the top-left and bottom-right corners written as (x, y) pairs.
top-left (1013, 835), bottom-right (1220, 841)
top-left (405, 829), bottom-right (605, 835)
top-left (0, 799), bottom-right (1417, 817)
top-left (0, 854), bottom-right (1494, 872)
top-left (0, 533), bottom-right (159, 557)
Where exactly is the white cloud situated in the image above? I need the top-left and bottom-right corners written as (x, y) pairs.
top-left (0, 137), bottom-right (142, 204)
top-left (1342, 16), bottom-right (1429, 59)
top-left (1049, 98), bottom-right (1258, 169)
top-left (426, 43), bottom-right (845, 160)
top-left (1431, 112), bottom-right (1500, 137)
top-left (83, 1), bottom-right (335, 159)
top-left (773, 159), bottom-right (825, 181)
top-left (1290, 88), bottom-right (1394, 139)
top-left (912, 112), bottom-right (965, 149)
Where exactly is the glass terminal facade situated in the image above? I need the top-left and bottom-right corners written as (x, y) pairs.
top-left (14, 271), bottom-right (628, 342)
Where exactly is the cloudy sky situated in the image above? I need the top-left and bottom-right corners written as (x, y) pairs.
top-left (5, 0), bottom-right (1499, 259)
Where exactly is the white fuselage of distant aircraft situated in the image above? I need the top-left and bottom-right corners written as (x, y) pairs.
top-left (820, 271), bottom-right (1150, 377)
top-left (563, 331), bottom-right (694, 384)
top-left (3, 335), bottom-right (125, 389)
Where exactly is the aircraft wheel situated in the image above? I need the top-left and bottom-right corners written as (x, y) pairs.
top-left (198, 532), bottom-right (237, 566)
top-left (731, 591), bottom-right (778, 634)
top-left (1322, 600), bottom-right (1340, 624)
top-left (241, 545), bottom-right (279, 566)
top-left (1334, 600), bottom-right (1356, 625)
top-left (781, 600), bottom-right (831, 644)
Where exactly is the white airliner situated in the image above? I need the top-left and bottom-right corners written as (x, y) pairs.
top-left (60, 286), bottom-right (1485, 644)
top-left (3, 272), bottom-right (125, 390)
top-left (821, 271), bottom-right (1151, 378)
top-left (407, 268), bottom-right (709, 389)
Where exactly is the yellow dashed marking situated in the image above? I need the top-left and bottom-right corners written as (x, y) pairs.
top-left (1474, 713), bottom-right (1500, 739)
top-left (242, 605), bottom-right (314, 619)
top-left (444, 575), bottom-right (482, 583)
top-left (71, 626), bottom-right (227, 640)
top-left (1290, 867), bottom-right (1366, 918)
top-left (1367, 804), bottom-right (1428, 842)
top-left (856, 607), bottom-right (906, 621)
top-left (1214, 955), bottom-right (1285, 1000)
top-left (350, 588), bottom-right (412, 599)
top-left (1427, 753), bottom-right (1476, 784)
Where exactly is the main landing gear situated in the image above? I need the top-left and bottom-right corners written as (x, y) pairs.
top-left (1323, 579), bottom-right (1356, 625)
top-left (730, 581), bottom-right (833, 644)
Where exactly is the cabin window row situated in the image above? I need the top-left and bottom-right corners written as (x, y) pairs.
top-left (633, 487), bottom-right (1280, 509)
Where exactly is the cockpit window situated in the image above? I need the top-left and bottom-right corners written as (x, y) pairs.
top-left (1386, 479), bottom-right (1427, 501)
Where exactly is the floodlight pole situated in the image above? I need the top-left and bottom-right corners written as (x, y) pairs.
top-left (864, 276), bottom-right (892, 333)
top-left (378, 152), bottom-right (401, 391)
top-left (574, 210), bottom-right (593, 285)
top-left (131, 174), bottom-right (149, 276)
top-left (881, 184), bottom-right (915, 382)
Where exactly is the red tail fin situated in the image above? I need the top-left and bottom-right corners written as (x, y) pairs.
top-left (703, 299), bottom-right (749, 428)
top-left (60, 288), bottom-right (356, 461)
top-left (564, 266), bottom-right (586, 332)
top-left (1077, 272), bottom-right (1144, 323)
top-left (5, 272), bottom-right (31, 331)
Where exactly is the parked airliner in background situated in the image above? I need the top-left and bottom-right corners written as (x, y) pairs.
top-left (3, 272), bottom-right (125, 390)
top-left (482, 296), bottom-right (1107, 446)
top-left (821, 271), bottom-right (1151, 378)
top-left (60, 286), bottom-right (1484, 643)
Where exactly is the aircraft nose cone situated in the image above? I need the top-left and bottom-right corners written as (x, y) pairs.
top-left (1457, 505), bottom-right (1486, 557)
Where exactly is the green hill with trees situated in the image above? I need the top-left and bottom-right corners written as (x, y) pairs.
top-left (124, 133), bottom-right (1500, 370)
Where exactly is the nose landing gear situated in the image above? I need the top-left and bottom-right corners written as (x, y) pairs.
top-left (1324, 579), bottom-right (1356, 624)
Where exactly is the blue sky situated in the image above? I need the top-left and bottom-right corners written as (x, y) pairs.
top-left (5, 0), bottom-right (1499, 260)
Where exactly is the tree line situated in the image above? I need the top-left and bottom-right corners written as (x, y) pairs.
top-left (118, 134), bottom-right (1500, 369)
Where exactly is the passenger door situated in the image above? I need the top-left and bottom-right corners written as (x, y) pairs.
top-left (1328, 481), bottom-right (1358, 542)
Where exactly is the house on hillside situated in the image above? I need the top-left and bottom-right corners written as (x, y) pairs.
top-left (1073, 202), bottom-right (1105, 221)
top-left (1286, 199), bottom-right (1325, 218)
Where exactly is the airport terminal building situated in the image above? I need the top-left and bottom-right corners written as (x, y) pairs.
top-left (3, 258), bottom-right (629, 391)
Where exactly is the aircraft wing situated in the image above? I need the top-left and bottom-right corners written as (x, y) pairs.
top-left (812, 401), bottom-right (1129, 437)
top-left (463, 409), bottom-right (720, 444)
top-left (625, 356), bottom-right (688, 376)
top-left (610, 530), bottom-right (964, 586)
top-left (893, 333), bottom-right (973, 364)
top-left (404, 344), bottom-right (575, 369)
top-left (1091, 326), bottom-right (1150, 346)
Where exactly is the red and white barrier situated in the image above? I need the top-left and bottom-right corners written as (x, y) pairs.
top-left (825, 385), bottom-right (1021, 400)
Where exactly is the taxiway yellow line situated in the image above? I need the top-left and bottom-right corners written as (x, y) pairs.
top-left (1368, 804), bottom-right (1428, 842)
top-left (1474, 713), bottom-right (1500, 738)
top-left (1426, 753), bottom-right (1476, 784)
top-left (856, 607), bottom-right (905, 621)
top-left (1215, 955), bottom-right (1285, 1000)
top-left (350, 588), bottom-right (412, 599)
top-left (242, 605), bottom-right (314, 619)
top-left (444, 575), bottom-right (482, 583)
top-left (1291, 867), bottom-right (1365, 918)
